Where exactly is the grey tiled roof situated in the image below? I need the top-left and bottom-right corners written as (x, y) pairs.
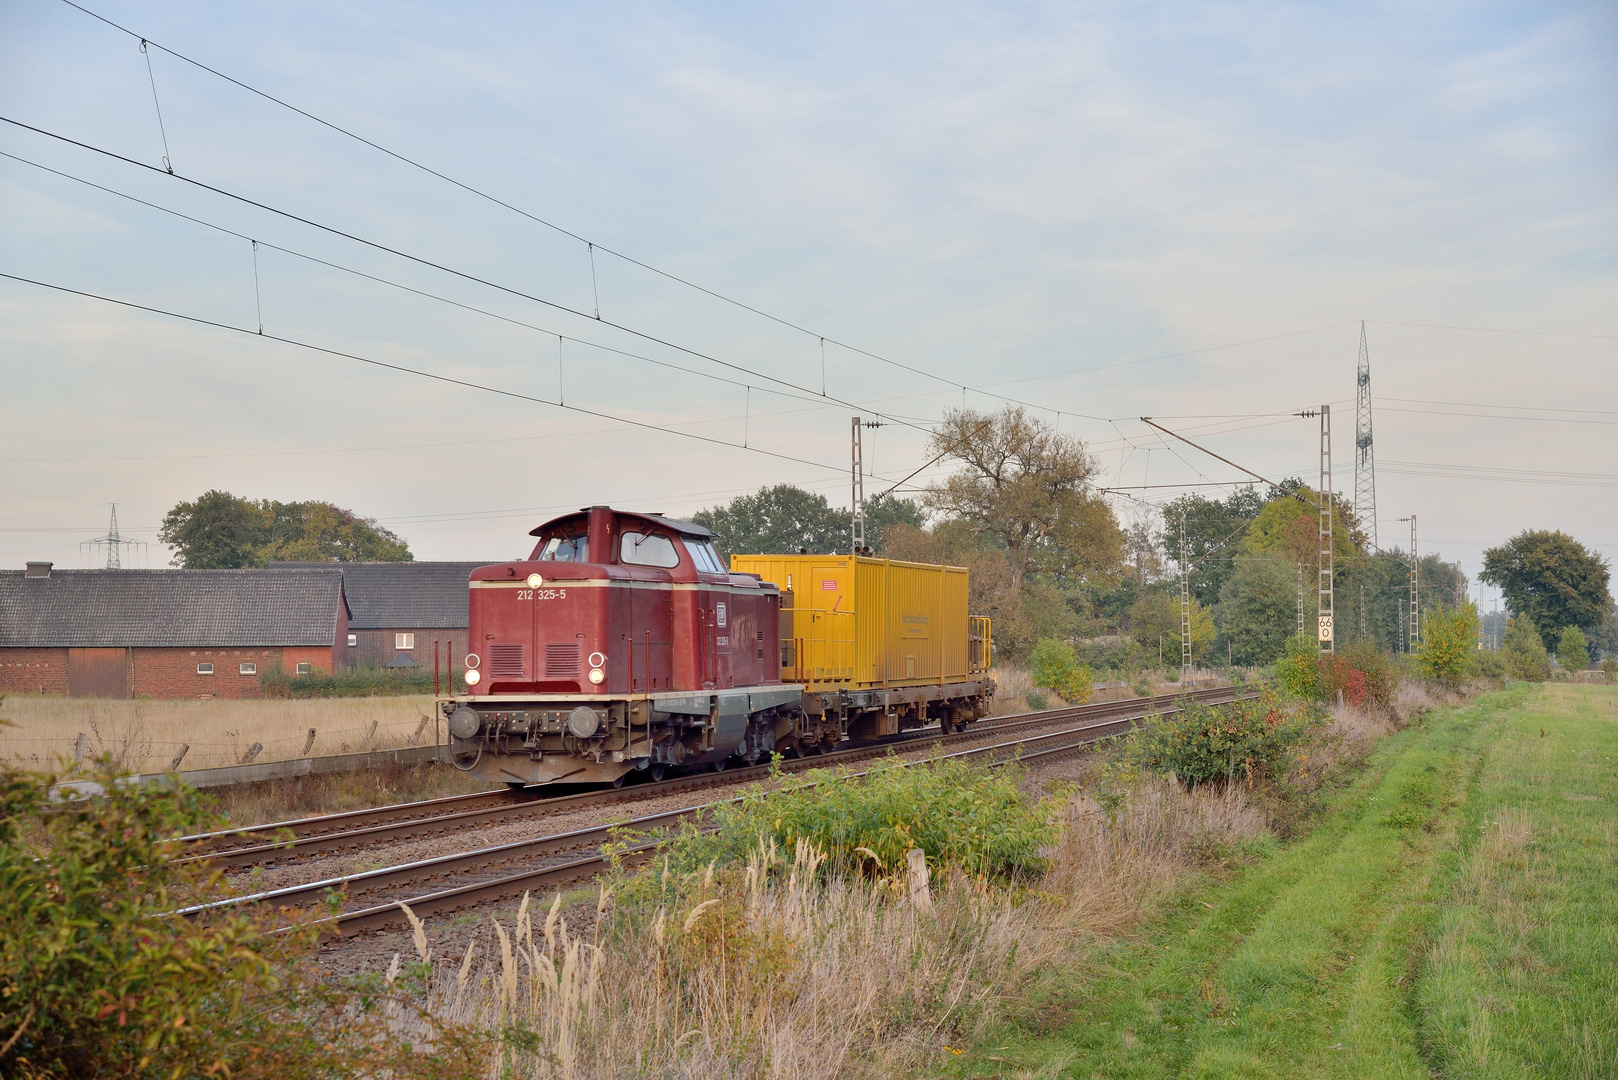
top-left (270, 562), bottom-right (488, 629)
top-left (0, 569), bottom-right (345, 648)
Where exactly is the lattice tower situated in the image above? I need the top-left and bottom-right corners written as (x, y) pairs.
top-left (1354, 323), bottom-right (1378, 550)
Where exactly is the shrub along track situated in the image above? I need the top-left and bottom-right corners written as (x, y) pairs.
top-left (180, 685), bottom-right (1244, 871)
top-left (193, 687), bottom-right (1254, 939)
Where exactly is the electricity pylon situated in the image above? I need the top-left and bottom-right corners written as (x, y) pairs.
top-left (1354, 323), bottom-right (1378, 550)
top-left (82, 504), bottom-right (144, 569)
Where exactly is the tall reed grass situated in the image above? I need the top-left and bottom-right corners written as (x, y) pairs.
top-left (375, 778), bottom-right (1271, 1079)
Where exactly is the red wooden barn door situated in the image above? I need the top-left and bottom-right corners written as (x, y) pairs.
top-left (67, 648), bottom-right (129, 698)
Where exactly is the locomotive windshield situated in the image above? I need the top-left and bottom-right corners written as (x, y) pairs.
top-left (684, 538), bottom-right (728, 574)
top-left (538, 532), bottom-right (589, 562)
top-left (620, 531), bottom-right (681, 568)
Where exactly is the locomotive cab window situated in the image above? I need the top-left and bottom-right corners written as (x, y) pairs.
top-left (685, 538), bottom-right (727, 574)
top-left (620, 531), bottom-right (680, 568)
top-left (538, 532), bottom-right (589, 562)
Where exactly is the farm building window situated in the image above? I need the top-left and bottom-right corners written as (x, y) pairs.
top-left (620, 532), bottom-right (680, 568)
top-left (196, 662), bottom-right (214, 675)
top-left (239, 662), bottom-right (257, 675)
top-left (396, 633), bottom-right (416, 650)
top-left (295, 662), bottom-right (313, 675)
top-left (348, 633), bottom-right (358, 647)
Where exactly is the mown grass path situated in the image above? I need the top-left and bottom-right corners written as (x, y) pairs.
top-left (954, 684), bottom-right (1617, 1079)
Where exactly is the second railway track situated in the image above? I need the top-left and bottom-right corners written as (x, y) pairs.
top-left (191, 685), bottom-right (1257, 935)
top-left (181, 685), bottom-right (1245, 869)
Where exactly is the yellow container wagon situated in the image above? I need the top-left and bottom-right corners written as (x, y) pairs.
top-left (729, 553), bottom-right (993, 738)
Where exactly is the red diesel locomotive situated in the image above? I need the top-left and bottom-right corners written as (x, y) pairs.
top-left (439, 505), bottom-right (994, 787)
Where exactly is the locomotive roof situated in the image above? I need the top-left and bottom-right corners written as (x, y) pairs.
top-left (527, 509), bottom-right (713, 540)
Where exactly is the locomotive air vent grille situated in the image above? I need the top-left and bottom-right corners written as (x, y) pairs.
top-left (487, 643), bottom-right (525, 678)
top-left (545, 642), bottom-right (582, 678)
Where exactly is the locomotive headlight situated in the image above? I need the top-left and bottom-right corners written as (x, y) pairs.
top-left (588, 667), bottom-right (605, 685)
top-left (464, 653), bottom-right (480, 669)
top-left (464, 668), bottom-right (482, 686)
top-left (526, 572), bottom-right (543, 588)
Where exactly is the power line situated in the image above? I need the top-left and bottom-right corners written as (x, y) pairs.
top-left (1366, 319), bottom-right (1618, 341)
top-left (0, 115), bottom-right (935, 438)
top-left (49, 0), bottom-right (1101, 419)
top-left (0, 270), bottom-right (851, 474)
top-left (0, 148), bottom-right (843, 411)
top-left (1382, 396), bottom-right (1618, 416)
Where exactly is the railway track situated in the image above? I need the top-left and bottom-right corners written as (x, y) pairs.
top-left (179, 685), bottom-right (1245, 869)
top-left (191, 685), bottom-right (1256, 935)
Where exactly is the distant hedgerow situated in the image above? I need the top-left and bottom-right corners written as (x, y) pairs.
top-left (259, 664), bottom-right (462, 698)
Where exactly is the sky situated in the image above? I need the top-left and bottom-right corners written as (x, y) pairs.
top-left (1, 0), bottom-right (1614, 603)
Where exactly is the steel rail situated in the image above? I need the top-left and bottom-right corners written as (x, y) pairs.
top-left (205, 688), bottom-right (1256, 934)
top-left (186, 686), bottom-right (1243, 867)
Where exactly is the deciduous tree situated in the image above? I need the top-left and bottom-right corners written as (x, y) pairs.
top-left (1501, 617), bottom-right (1551, 682)
top-left (1557, 625), bottom-right (1590, 670)
top-left (160, 491), bottom-right (411, 567)
top-left (1417, 601), bottom-right (1480, 689)
top-left (159, 490), bottom-right (264, 568)
top-left (1157, 487), bottom-right (1265, 604)
top-left (1481, 530), bottom-right (1614, 650)
top-left (694, 484), bottom-right (846, 559)
top-left (925, 406), bottom-right (1111, 595)
top-left (1214, 557), bottom-right (1298, 666)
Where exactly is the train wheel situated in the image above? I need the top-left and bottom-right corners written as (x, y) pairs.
top-left (712, 758), bottom-right (728, 773)
top-left (649, 763), bottom-right (667, 782)
top-left (611, 774), bottom-right (627, 788)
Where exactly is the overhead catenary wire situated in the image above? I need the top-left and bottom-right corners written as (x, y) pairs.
top-left (0, 271), bottom-right (854, 475)
top-left (46, 0), bottom-right (1375, 425)
top-left (0, 115), bottom-right (936, 438)
top-left (1, 151), bottom-right (1387, 441)
top-left (47, 0), bottom-right (1064, 417)
top-left (0, 148), bottom-right (847, 410)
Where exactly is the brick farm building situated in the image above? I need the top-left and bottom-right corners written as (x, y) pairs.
top-left (0, 563), bottom-right (349, 699)
top-left (271, 561), bottom-right (485, 675)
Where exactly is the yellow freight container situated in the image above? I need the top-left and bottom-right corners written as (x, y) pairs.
top-left (729, 554), bottom-right (991, 691)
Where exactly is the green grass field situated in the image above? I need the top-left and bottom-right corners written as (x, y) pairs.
top-left (953, 684), bottom-right (1618, 1079)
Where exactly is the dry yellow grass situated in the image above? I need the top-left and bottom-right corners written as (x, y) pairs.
top-left (375, 780), bottom-right (1270, 1079)
top-left (0, 695), bottom-right (441, 773)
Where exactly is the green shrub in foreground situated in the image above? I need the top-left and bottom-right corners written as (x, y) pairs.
top-left (0, 756), bottom-right (483, 1077)
top-left (622, 756), bottom-right (1062, 899)
top-left (1121, 688), bottom-right (1319, 787)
